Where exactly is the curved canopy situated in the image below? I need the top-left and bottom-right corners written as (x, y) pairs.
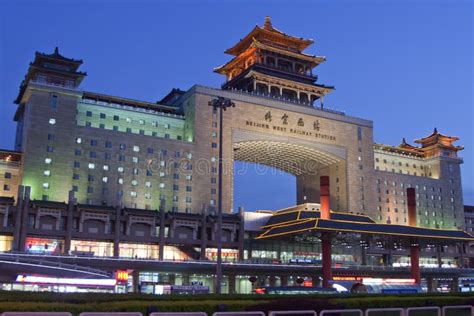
top-left (233, 140), bottom-right (342, 176)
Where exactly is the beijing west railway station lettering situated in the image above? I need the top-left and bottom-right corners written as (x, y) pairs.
top-left (1, 16), bottom-right (473, 295)
top-left (245, 116), bottom-right (337, 141)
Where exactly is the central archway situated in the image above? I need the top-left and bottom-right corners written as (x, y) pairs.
top-left (230, 133), bottom-right (347, 212)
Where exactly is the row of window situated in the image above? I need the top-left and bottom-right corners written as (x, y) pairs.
top-left (375, 158), bottom-right (429, 170)
top-left (84, 111), bottom-right (174, 129)
top-left (80, 120), bottom-right (183, 140)
top-left (376, 166), bottom-right (433, 177)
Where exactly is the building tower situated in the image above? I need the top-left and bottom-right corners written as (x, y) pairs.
top-left (214, 17), bottom-right (333, 107)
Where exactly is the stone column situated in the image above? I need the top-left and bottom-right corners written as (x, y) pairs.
top-left (132, 270), bottom-right (140, 293)
top-left (12, 185), bottom-right (24, 251)
top-left (113, 206), bottom-right (121, 258)
top-left (228, 274), bottom-right (236, 294)
top-left (437, 246), bottom-right (443, 267)
top-left (182, 273), bottom-right (190, 285)
top-left (427, 277), bottom-right (438, 293)
top-left (269, 275), bottom-right (277, 287)
top-left (200, 204), bottom-right (207, 260)
top-left (312, 276), bottom-right (321, 287)
top-left (169, 274), bottom-right (176, 285)
top-left (64, 191), bottom-right (75, 254)
top-left (361, 246), bottom-right (367, 266)
top-left (238, 207), bottom-right (245, 262)
top-left (19, 186), bottom-right (31, 252)
top-left (459, 243), bottom-right (465, 268)
top-left (451, 277), bottom-right (459, 293)
top-left (159, 199), bottom-right (166, 260)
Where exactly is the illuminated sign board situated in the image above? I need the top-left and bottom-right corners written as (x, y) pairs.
top-left (115, 270), bottom-right (129, 283)
top-left (16, 275), bottom-right (116, 287)
top-left (25, 237), bottom-right (62, 254)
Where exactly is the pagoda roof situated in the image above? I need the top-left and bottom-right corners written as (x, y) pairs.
top-left (413, 128), bottom-right (464, 152)
top-left (214, 39), bottom-right (326, 75)
top-left (415, 128), bottom-right (459, 145)
top-left (225, 17), bottom-right (314, 56)
top-left (34, 47), bottom-right (83, 65)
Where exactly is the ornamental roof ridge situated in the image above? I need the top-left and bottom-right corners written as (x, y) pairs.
top-left (35, 46), bottom-right (83, 64)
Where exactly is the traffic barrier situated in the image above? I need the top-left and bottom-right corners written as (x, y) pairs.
top-left (365, 308), bottom-right (404, 316)
top-left (150, 313), bottom-right (207, 316)
top-left (441, 305), bottom-right (473, 316)
top-left (320, 309), bottom-right (363, 316)
top-left (213, 313), bottom-right (265, 316)
top-left (406, 306), bottom-right (440, 316)
top-left (79, 313), bottom-right (143, 316)
top-left (1, 314), bottom-right (72, 316)
top-left (269, 311), bottom-right (317, 316)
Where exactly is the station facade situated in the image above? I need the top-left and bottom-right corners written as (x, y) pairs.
top-left (0, 17), bottom-right (473, 294)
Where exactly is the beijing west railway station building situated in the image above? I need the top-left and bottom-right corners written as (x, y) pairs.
top-left (1, 17), bottom-right (474, 294)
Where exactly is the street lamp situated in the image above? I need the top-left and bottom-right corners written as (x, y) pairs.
top-left (208, 96), bottom-right (235, 294)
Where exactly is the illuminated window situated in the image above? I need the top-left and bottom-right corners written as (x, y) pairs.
top-left (132, 157), bottom-right (139, 163)
top-left (103, 165), bottom-right (109, 171)
top-left (43, 170), bottom-right (51, 176)
top-left (186, 175), bottom-right (192, 181)
top-left (118, 167), bottom-right (124, 173)
top-left (118, 178), bottom-right (123, 185)
top-left (159, 183), bottom-right (165, 188)
top-left (42, 182), bottom-right (50, 189)
top-left (132, 180), bottom-right (138, 186)
top-left (49, 118), bottom-right (56, 125)
top-left (102, 177), bottom-right (108, 183)
top-left (145, 181), bottom-right (151, 188)
top-left (145, 193), bottom-right (151, 199)
top-left (139, 119), bottom-right (145, 125)
top-left (131, 191), bottom-right (137, 198)
top-left (126, 118), bottom-right (132, 123)
top-left (45, 158), bottom-right (52, 164)
top-left (76, 137), bottom-right (82, 144)
top-left (133, 146), bottom-right (140, 152)
top-left (88, 163), bottom-right (95, 169)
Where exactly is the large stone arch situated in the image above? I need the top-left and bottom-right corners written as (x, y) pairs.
top-left (231, 130), bottom-right (348, 211)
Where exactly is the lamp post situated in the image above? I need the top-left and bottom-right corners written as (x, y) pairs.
top-left (208, 96), bottom-right (235, 294)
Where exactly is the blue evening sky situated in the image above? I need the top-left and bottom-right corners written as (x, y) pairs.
top-left (0, 0), bottom-right (472, 211)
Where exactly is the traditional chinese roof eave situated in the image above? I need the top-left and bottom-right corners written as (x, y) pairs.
top-left (414, 128), bottom-right (460, 145)
top-left (213, 46), bottom-right (257, 74)
top-left (34, 48), bottom-right (83, 65)
top-left (225, 25), bottom-right (314, 56)
top-left (250, 38), bottom-right (325, 66)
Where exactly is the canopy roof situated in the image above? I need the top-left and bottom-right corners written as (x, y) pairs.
top-left (224, 17), bottom-right (314, 56)
top-left (256, 204), bottom-right (474, 242)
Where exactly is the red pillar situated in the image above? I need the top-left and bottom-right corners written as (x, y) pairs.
top-left (407, 188), bottom-right (421, 285)
top-left (320, 176), bottom-right (332, 288)
top-left (320, 176), bottom-right (330, 220)
top-left (321, 234), bottom-right (332, 288)
top-left (410, 244), bottom-right (421, 284)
